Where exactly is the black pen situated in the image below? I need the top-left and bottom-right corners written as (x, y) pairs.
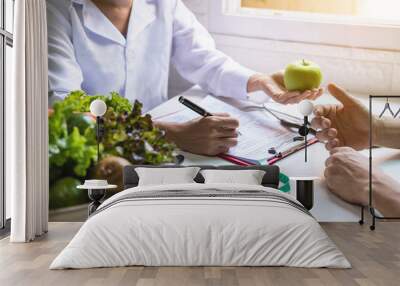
top-left (178, 96), bottom-right (242, 136)
top-left (178, 96), bottom-right (213, 117)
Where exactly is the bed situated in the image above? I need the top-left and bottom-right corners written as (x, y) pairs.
top-left (50, 165), bottom-right (350, 269)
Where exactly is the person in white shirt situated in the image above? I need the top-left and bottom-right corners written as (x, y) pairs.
top-left (312, 84), bottom-right (400, 217)
top-left (47, 0), bottom-right (322, 155)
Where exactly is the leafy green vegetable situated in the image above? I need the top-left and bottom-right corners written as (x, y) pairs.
top-left (49, 94), bottom-right (99, 178)
top-left (49, 91), bottom-right (176, 184)
top-left (102, 101), bottom-right (175, 165)
top-left (49, 177), bottom-right (88, 209)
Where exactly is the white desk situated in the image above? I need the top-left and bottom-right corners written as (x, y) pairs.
top-left (149, 87), bottom-right (400, 222)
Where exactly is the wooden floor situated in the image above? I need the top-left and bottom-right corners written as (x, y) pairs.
top-left (0, 222), bottom-right (399, 286)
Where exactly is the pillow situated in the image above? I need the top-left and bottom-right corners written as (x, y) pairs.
top-left (135, 167), bottom-right (201, 186)
top-left (200, 169), bottom-right (266, 185)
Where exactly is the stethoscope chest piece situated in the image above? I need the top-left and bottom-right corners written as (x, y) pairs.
top-left (298, 125), bottom-right (310, 137)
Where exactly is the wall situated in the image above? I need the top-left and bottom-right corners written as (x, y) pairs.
top-left (169, 0), bottom-right (400, 97)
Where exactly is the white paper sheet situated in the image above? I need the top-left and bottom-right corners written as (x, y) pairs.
top-left (158, 96), bottom-right (302, 160)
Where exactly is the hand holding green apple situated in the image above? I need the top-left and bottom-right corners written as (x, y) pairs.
top-left (247, 60), bottom-right (323, 105)
top-left (284, 60), bottom-right (323, 92)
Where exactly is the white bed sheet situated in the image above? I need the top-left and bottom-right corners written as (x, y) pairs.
top-left (50, 183), bottom-right (350, 269)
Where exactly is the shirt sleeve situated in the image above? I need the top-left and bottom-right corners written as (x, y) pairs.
top-left (171, 0), bottom-right (255, 100)
top-left (47, 0), bottom-right (84, 104)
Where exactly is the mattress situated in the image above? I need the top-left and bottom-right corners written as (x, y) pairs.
top-left (50, 183), bottom-right (350, 269)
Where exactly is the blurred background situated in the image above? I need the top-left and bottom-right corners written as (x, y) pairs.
top-left (242, 0), bottom-right (399, 19)
top-left (170, 0), bottom-right (400, 97)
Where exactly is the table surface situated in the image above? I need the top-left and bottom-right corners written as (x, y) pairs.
top-left (149, 87), bottom-right (400, 222)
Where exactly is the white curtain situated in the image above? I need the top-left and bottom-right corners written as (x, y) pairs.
top-left (8, 0), bottom-right (49, 242)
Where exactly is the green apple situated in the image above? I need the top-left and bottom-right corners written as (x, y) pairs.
top-left (284, 60), bottom-right (323, 92)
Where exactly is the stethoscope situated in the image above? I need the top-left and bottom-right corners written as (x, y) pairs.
top-left (242, 102), bottom-right (314, 130)
top-left (245, 102), bottom-right (315, 162)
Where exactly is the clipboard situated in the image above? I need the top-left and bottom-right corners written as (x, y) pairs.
top-left (218, 137), bottom-right (319, 166)
top-left (266, 137), bottom-right (319, 165)
top-left (217, 102), bottom-right (319, 166)
top-left (218, 154), bottom-right (261, 166)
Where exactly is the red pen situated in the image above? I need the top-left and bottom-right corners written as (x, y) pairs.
top-left (218, 154), bottom-right (253, 166)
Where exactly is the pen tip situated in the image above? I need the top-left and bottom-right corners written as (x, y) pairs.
top-left (178, 96), bottom-right (184, 103)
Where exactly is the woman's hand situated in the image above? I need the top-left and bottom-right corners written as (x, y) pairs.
top-left (311, 83), bottom-right (378, 151)
top-left (155, 113), bottom-right (239, 156)
top-left (247, 72), bottom-right (323, 104)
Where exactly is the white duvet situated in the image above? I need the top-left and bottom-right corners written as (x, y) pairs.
top-left (50, 183), bottom-right (350, 269)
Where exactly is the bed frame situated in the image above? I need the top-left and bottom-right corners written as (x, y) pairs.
top-left (121, 165), bottom-right (315, 212)
top-left (123, 165), bottom-right (281, 190)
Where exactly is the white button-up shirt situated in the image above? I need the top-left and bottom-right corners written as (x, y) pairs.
top-left (47, 0), bottom-right (255, 112)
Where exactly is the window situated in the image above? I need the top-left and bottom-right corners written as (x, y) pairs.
top-left (240, 0), bottom-right (400, 24)
top-left (1, 0), bottom-right (14, 231)
top-left (208, 1), bottom-right (400, 51)
top-left (242, 0), bottom-right (399, 18)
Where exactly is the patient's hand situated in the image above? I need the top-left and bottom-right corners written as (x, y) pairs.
top-left (247, 72), bottom-right (323, 104)
top-left (311, 83), bottom-right (378, 151)
top-left (325, 147), bottom-right (400, 217)
top-left (324, 147), bottom-right (370, 206)
top-left (155, 113), bottom-right (239, 156)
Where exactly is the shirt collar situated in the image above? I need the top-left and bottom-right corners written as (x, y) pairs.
top-left (127, 0), bottom-right (157, 46)
top-left (72, 0), bottom-right (157, 47)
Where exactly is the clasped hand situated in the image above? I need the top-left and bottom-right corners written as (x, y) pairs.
top-left (311, 83), bottom-right (387, 209)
